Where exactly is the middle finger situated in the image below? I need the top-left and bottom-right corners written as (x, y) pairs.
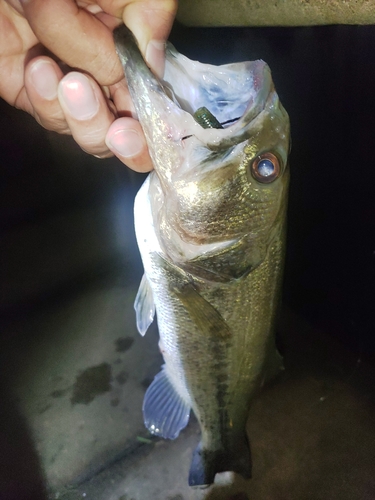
top-left (58, 71), bottom-right (115, 158)
top-left (25, 56), bottom-right (69, 133)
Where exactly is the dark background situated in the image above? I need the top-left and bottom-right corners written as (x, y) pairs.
top-left (2, 23), bottom-right (375, 357)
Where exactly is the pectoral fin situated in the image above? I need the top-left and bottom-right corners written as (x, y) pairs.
top-left (143, 366), bottom-right (190, 440)
top-left (173, 284), bottom-right (232, 339)
top-left (153, 252), bottom-right (232, 340)
top-left (134, 274), bottom-right (155, 336)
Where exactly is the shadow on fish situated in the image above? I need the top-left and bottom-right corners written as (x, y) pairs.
top-left (114, 25), bottom-right (290, 488)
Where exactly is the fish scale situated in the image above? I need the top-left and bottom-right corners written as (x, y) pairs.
top-left (114, 25), bottom-right (290, 486)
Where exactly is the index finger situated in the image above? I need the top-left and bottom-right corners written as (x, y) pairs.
top-left (20, 0), bottom-right (123, 86)
top-left (20, 0), bottom-right (177, 84)
top-left (118, 0), bottom-right (177, 75)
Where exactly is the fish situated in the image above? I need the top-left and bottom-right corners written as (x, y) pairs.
top-left (114, 25), bottom-right (290, 486)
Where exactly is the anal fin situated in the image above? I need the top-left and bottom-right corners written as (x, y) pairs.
top-left (143, 366), bottom-right (190, 440)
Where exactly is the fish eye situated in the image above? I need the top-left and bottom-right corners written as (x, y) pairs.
top-left (250, 152), bottom-right (281, 183)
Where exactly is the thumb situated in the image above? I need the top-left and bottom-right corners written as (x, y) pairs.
top-left (122, 0), bottom-right (177, 77)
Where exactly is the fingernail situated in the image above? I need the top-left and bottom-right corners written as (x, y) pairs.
top-left (106, 129), bottom-right (143, 158)
top-left (59, 73), bottom-right (99, 120)
top-left (146, 40), bottom-right (166, 78)
top-left (29, 60), bottom-right (58, 100)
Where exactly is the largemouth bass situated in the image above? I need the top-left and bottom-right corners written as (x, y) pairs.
top-left (114, 25), bottom-right (290, 486)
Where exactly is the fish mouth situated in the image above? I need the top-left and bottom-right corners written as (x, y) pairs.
top-left (114, 25), bottom-right (273, 151)
top-left (162, 47), bottom-right (273, 148)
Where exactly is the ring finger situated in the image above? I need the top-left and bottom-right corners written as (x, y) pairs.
top-left (25, 56), bottom-right (69, 133)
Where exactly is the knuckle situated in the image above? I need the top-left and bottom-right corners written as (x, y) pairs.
top-left (33, 107), bottom-right (71, 134)
top-left (80, 146), bottom-right (113, 159)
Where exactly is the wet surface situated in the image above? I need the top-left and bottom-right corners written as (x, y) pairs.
top-left (50, 389), bottom-right (68, 399)
top-left (115, 370), bottom-right (129, 385)
top-left (70, 363), bottom-right (112, 405)
top-left (115, 337), bottom-right (135, 353)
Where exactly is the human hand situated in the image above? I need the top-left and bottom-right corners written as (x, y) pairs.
top-left (0, 0), bottom-right (177, 172)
